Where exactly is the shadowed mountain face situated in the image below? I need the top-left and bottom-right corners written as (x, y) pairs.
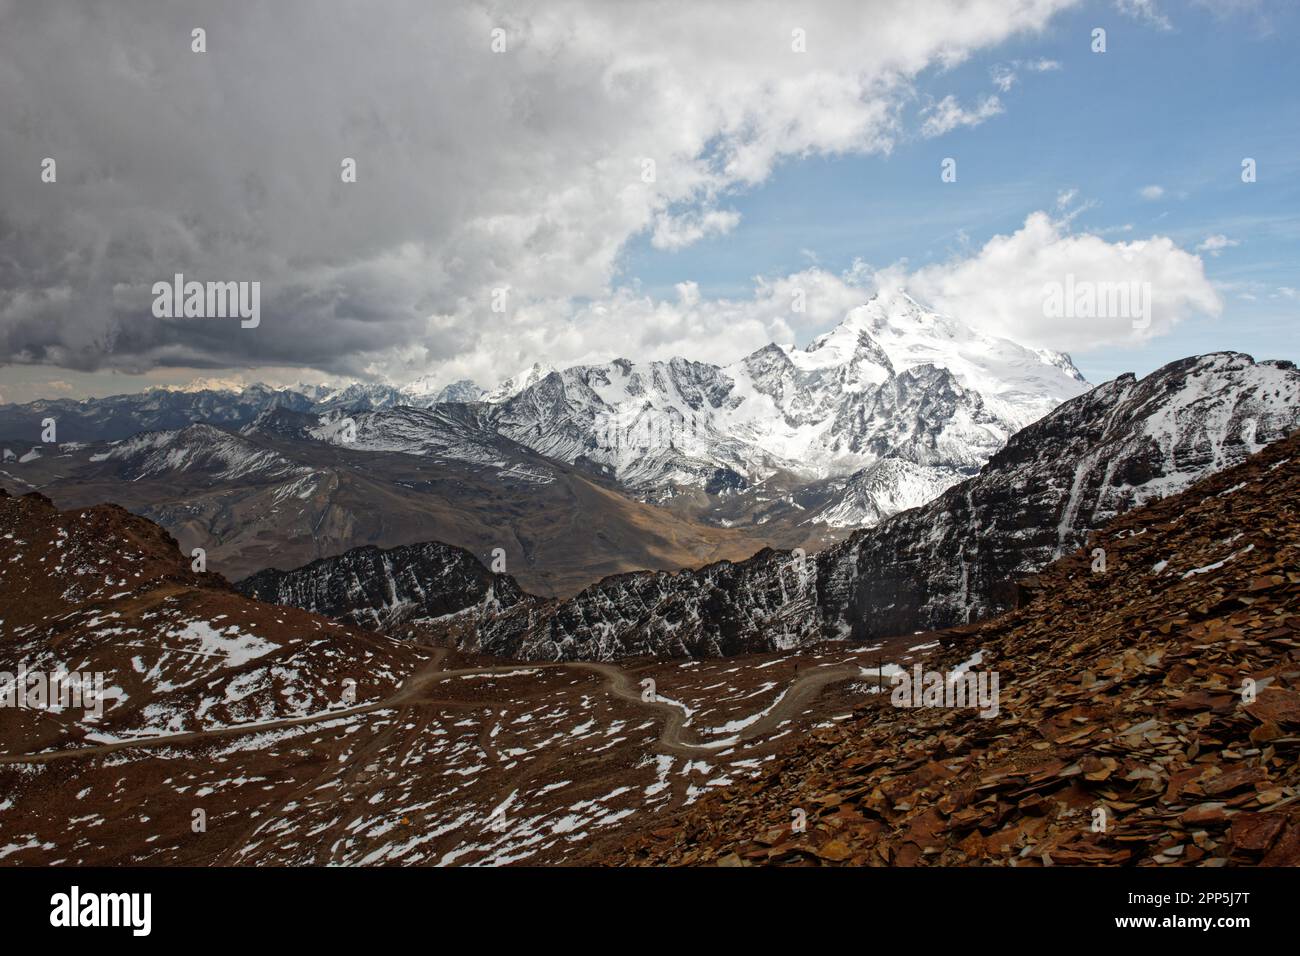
top-left (237, 540), bottom-right (535, 632)
top-left (239, 352), bottom-right (1300, 661)
top-left (815, 351), bottom-right (1300, 641)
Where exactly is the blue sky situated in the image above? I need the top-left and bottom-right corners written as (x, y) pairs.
top-left (619, 0), bottom-right (1300, 384)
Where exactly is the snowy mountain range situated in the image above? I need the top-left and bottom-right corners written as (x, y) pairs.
top-left (487, 291), bottom-right (1088, 517)
top-left (5, 295), bottom-right (1300, 661)
top-left (0, 291), bottom-right (1089, 534)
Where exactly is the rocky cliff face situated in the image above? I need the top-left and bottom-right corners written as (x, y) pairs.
top-left (817, 351), bottom-right (1300, 642)
top-left (598, 424), bottom-right (1300, 868)
top-left (237, 539), bottom-right (531, 631)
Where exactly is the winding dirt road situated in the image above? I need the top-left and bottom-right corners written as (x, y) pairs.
top-left (0, 649), bottom-right (877, 766)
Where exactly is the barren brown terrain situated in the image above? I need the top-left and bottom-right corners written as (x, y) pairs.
top-left (0, 428), bottom-right (779, 598)
top-left (0, 486), bottom-right (935, 864)
top-left (4, 431), bottom-right (1297, 868)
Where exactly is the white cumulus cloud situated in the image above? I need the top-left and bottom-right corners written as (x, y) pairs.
top-left (903, 212), bottom-right (1222, 351)
top-left (431, 210), bottom-right (1223, 385)
top-left (920, 94), bottom-right (1005, 138)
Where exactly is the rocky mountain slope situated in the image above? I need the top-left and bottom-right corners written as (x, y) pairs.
top-left (5, 415), bottom-right (1292, 868)
top-left (0, 488), bottom-right (424, 754)
top-left (0, 480), bottom-right (931, 867)
top-left (817, 350), bottom-right (1300, 640)
top-left (238, 539), bottom-right (533, 632)
top-left (597, 426), bottom-right (1300, 866)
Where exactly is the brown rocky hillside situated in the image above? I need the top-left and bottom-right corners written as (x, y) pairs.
top-left (0, 489), bottom-right (425, 755)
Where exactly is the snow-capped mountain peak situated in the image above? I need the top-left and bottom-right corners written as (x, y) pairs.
top-left (824, 288), bottom-right (1087, 427)
top-left (484, 362), bottom-right (557, 404)
top-left (398, 376), bottom-right (485, 405)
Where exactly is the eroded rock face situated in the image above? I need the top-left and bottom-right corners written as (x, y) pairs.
top-left (818, 351), bottom-right (1300, 642)
top-left (238, 540), bottom-right (530, 632)
top-left (598, 424), bottom-right (1300, 868)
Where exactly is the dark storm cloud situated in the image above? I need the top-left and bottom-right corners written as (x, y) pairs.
top-left (0, 0), bottom-right (553, 376)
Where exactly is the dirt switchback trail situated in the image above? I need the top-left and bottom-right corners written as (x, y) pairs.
top-left (570, 661), bottom-right (871, 757)
top-left (0, 651), bottom-right (878, 765)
